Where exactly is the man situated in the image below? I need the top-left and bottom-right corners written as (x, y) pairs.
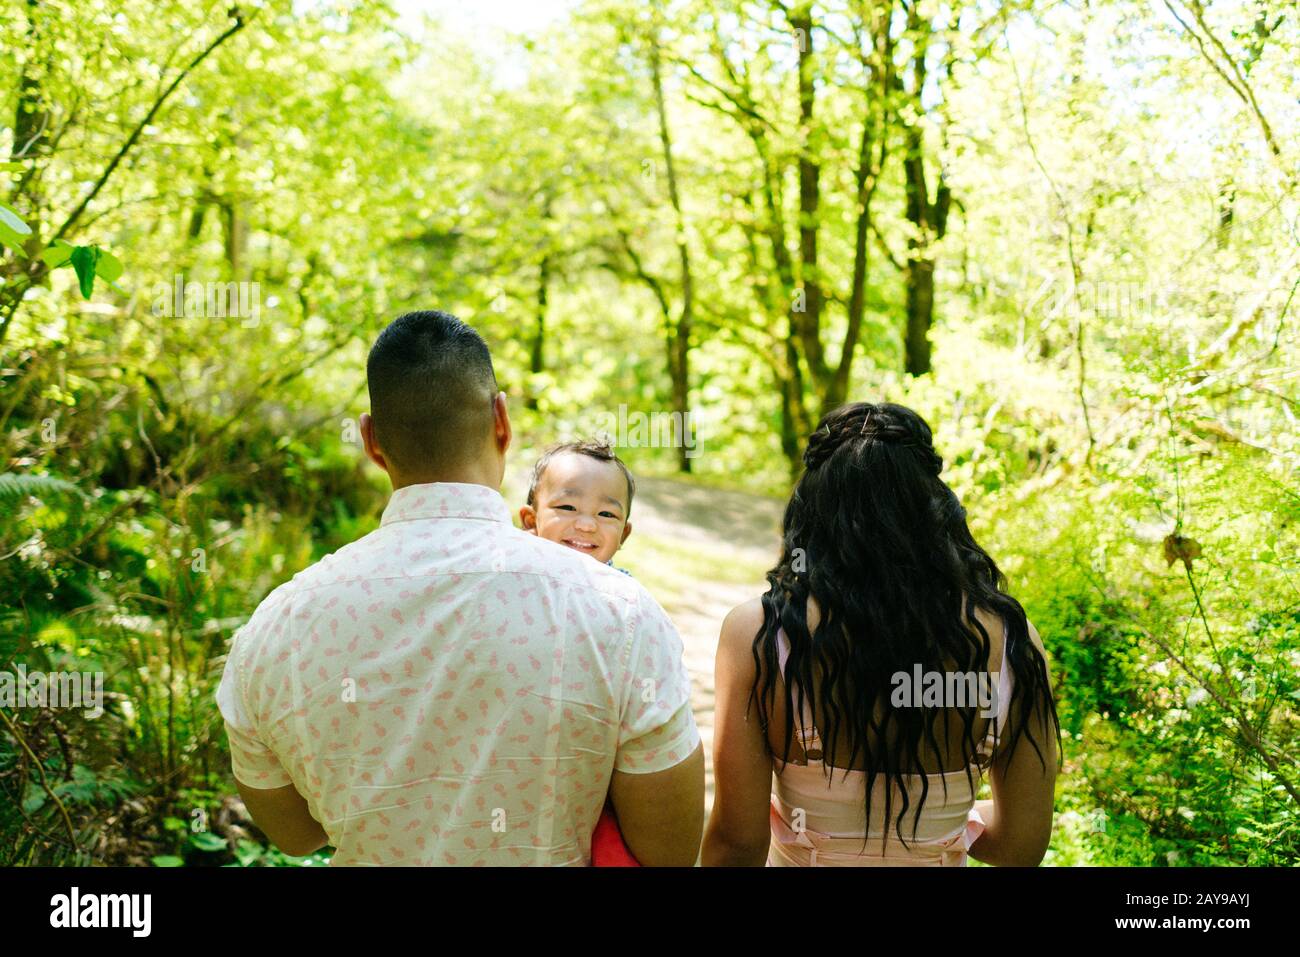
top-left (216, 310), bottom-right (704, 865)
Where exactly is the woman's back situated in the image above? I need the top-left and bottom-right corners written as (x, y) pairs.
top-left (701, 401), bottom-right (1059, 868)
top-left (765, 600), bottom-right (1012, 866)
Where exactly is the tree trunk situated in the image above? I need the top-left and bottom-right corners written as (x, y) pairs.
top-left (221, 201), bottom-right (248, 277)
top-left (527, 251), bottom-right (548, 412)
top-left (904, 256), bottom-right (935, 376)
top-left (12, 0), bottom-right (49, 179)
top-left (826, 1), bottom-right (893, 412)
top-left (0, 0), bottom-right (51, 346)
top-left (650, 21), bottom-right (694, 473)
top-left (899, 9), bottom-right (948, 378)
top-left (189, 171), bottom-right (212, 242)
top-left (188, 204), bottom-right (207, 240)
top-left (791, 7), bottom-right (827, 394)
top-left (1216, 182), bottom-right (1235, 250)
top-left (742, 194), bottom-right (803, 478)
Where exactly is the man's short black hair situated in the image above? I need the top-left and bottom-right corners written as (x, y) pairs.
top-left (526, 438), bottom-right (635, 518)
top-left (366, 310), bottom-right (498, 475)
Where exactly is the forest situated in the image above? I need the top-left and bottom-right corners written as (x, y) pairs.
top-left (0, 0), bottom-right (1296, 866)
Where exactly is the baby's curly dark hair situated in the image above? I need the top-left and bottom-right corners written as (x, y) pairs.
top-left (525, 438), bottom-right (636, 518)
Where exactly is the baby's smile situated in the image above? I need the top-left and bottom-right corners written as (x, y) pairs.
top-left (522, 449), bottom-right (634, 565)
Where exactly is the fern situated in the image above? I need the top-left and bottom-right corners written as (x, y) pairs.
top-left (0, 472), bottom-right (87, 505)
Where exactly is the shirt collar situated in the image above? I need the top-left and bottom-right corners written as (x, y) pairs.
top-left (380, 482), bottom-right (513, 527)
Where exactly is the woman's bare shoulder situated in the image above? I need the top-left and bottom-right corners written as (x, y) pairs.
top-left (721, 596), bottom-right (766, 645)
top-left (715, 597), bottom-right (766, 685)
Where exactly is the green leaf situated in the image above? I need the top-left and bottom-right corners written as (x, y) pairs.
top-left (22, 785), bottom-right (47, 815)
top-left (0, 162), bottom-right (24, 172)
top-left (0, 471), bottom-right (86, 503)
top-left (0, 200), bottom-right (31, 238)
top-left (188, 831), bottom-right (228, 852)
top-left (40, 239), bottom-right (74, 269)
top-left (0, 201), bottom-right (31, 253)
top-left (54, 243), bottom-right (123, 292)
top-left (234, 839), bottom-right (264, 866)
top-left (95, 247), bottom-right (124, 283)
top-left (0, 226), bottom-right (25, 252)
top-left (70, 245), bottom-right (100, 299)
top-left (150, 855), bottom-right (184, 868)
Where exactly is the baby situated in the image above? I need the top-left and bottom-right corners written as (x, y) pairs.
top-left (518, 438), bottom-right (634, 574)
top-left (519, 438), bottom-right (640, 864)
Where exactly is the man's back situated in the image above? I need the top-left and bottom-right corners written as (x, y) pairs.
top-left (217, 482), bottom-right (699, 865)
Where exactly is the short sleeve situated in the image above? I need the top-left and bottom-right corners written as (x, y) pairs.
top-left (615, 588), bottom-right (701, 774)
top-left (216, 622), bottom-right (293, 790)
top-left (223, 719), bottom-right (293, 789)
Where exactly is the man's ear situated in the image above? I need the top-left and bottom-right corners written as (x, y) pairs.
top-left (489, 391), bottom-right (512, 490)
top-left (518, 505), bottom-right (537, 532)
top-left (620, 520), bottom-right (633, 545)
top-left (493, 392), bottom-right (512, 455)
top-left (359, 412), bottom-right (389, 474)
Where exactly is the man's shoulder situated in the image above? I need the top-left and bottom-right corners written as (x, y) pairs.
top-left (241, 522), bottom-right (653, 624)
top-left (502, 529), bottom-right (647, 610)
top-left (236, 532), bottom-right (382, 633)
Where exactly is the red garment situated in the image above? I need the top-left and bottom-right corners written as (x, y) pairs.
top-left (592, 801), bottom-right (640, 866)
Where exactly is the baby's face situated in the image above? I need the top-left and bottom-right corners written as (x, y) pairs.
top-left (522, 452), bottom-right (631, 564)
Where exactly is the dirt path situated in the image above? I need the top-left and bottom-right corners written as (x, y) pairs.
top-left (505, 468), bottom-right (786, 812)
top-left (625, 477), bottom-right (784, 812)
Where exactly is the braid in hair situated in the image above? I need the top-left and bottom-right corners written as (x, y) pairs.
top-left (803, 402), bottom-right (944, 474)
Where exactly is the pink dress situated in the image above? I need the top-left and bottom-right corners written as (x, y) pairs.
top-left (768, 628), bottom-right (1012, 866)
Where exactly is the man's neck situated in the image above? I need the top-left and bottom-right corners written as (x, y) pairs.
top-left (389, 464), bottom-right (502, 494)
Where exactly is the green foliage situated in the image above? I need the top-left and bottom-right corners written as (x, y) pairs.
top-left (40, 241), bottom-right (125, 299)
top-left (0, 198), bottom-right (31, 249)
top-left (0, 471), bottom-right (85, 504)
top-left (0, 0), bottom-right (1295, 866)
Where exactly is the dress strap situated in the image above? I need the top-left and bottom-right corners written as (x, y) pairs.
top-left (775, 627), bottom-right (823, 757)
top-left (776, 625), bottom-right (791, 675)
top-left (976, 636), bottom-right (1015, 765)
top-left (997, 639), bottom-right (1014, 724)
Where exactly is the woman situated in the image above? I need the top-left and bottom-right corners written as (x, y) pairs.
top-left (703, 402), bottom-right (1060, 866)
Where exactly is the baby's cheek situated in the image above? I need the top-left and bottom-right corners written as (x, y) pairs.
top-left (535, 517), bottom-right (563, 540)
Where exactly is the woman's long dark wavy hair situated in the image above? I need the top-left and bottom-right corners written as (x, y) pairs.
top-left (751, 401), bottom-right (1060, 848)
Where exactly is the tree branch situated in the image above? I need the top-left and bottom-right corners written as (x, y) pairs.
top-left (53, 8), bottom-right (251, 243)
top-left (1163, 0), bottom-right (1289, 176)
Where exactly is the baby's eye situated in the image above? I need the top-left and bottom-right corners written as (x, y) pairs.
top-left (599, 511), bottom-right (618, 519)
top-left (555, 504), bottom-right (576, 511)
